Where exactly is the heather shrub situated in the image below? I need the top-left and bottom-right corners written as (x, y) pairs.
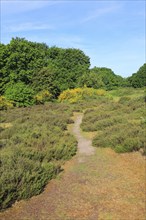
top-left (0, 102), bottom-right (77, 210)
top-left (82, 90), bottom-right (145, 153)
top-left (0, 152), bottom-right (60, 210)
top-left (92, 123), bottom-right (145, 153)
top-left (118, 96), bottom-right (131, 104)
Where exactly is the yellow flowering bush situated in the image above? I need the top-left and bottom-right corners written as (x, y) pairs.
top-left (34, 90), bottom-right (52, 104)
top-left (58, 87), bottom-right (106, 103)
top-left (0, 96), bottom-right (13, 110)
top-left (96, 89), bottom-right (106, 96)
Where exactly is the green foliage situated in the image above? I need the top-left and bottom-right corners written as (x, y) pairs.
top-left (92, 123), bottom-right (145, 153)
top-left (78, 72), bottom-right (104, 89)
top-left (144, 90), bottom-right (146, 102)
top-left (107, 87), bottom-right (145, 102)
top-left (128, 63), bottom-right (146, 88)
top-left (32, 65), bottom-right (60, 98)
top-left (0, 103), bottom-right (77, 210)
top-left (0, 153), bottom-right (59, 209)
top-left (52, 48), bottom-right (90, 71)
top-left (1, 38), bottom-right (90, 100)
top-left (1, 37), bottom-right (144, 105)
top-left (47, 48), bottom-right (90, 93)
top-left (0, 38), bottom-right (49, 94)
top-left (5, 82), bottom-right (34, 107)
top-left (90, 67), bottom-right (126, 90)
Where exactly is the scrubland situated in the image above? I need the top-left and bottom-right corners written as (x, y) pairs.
top-left (0, 87), bottom-right (145, 211)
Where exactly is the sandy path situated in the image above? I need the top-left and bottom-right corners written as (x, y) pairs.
top-left (0, 113), bottom-right (145, 220)
top-left (72, 113), bottom-right (95, 159)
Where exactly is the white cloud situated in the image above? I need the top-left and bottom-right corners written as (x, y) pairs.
top-left (1, 0), bottom-right (61, 15)
top-left (4, 22), bottom-right (55, 32)
top-left (81, 3), bottom-right (122, 23)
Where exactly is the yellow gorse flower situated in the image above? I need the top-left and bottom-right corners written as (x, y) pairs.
top-left (0, 96), bottom-right (14, 110)
top-left (58, 88), bottom-right (106, 103)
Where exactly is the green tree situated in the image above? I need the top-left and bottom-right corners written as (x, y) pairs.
top-left (1, 38), bottom-right (90, 98)
top-left (32, 65), bottom-right (60, 98)
top-left (90, 67), bottom-right (125, 90)
top-left (52, 48), bottom-right (90, 70)
top-left (5, 82), bottom-right (34, 107)
top-left (0, 43), bottom-right (9, 94)
top-left (51, 48), bottom-right (90, 91)
top-left (32, 48), bottom-right (90, 96)
top-left (78, 72), bottom-right (104, 88)
top-left (0, 38), bottom-right (50, 94)
top-left (127, 63), bottom-right (146, 88)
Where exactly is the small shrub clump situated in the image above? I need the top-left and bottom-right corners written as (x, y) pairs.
top-left (58, 87), bottom-right (106, 103)
top-left (34, 90), bottom-right (52, 104)
top-left (4, 82), bottom-right (35, 107)
top-left (0, 96), bottom-right (13, 110)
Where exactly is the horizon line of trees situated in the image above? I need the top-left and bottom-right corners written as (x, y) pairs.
top-left (0, 37), bottom-right (145, 107)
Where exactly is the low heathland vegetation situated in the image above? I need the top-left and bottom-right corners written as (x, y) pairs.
top-left (81, 88), bottom-right (145, 154)
top-left (0, 87), bottom-right (145, 211)
top-left (0, 103), bottom-right (77, 210)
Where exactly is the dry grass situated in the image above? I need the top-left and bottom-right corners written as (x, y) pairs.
top-left (0, 123), bottom-right (12, 128)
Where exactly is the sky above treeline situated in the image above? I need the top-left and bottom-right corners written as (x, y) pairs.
top-left (1, 0), bottom-right (145, 77)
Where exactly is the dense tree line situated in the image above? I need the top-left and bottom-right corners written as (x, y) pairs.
top-left (127, 63), bottom-right (146, 88)
top-left (0, 38), bottom-right (90, 106)
top-left (0, 37), bottom-right (145, 107)
top-left (78, 67), bottom-right (128, 90)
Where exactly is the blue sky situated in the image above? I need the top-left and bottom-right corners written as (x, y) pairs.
top-left (1, 0), bottom-right (145, 77)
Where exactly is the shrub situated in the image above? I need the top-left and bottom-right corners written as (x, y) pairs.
top-left (81, 92), bottom-right (145, 154)
top-left (58, 87), bottom-right (106, 103)
top-left (5, 82), bottom-right (34, 107)
top-left (34, 90), bottom-right (52, 104)
top-left (92, 122), bottom-right (145, 153)
top-left (0, 153), bottom-right (60, 209)
top-left (118, 96), bottom-right (131, 104)
top-left (0, 102), bottom-right (77, 210)
top-left (0, 96), bottom-right (13, 110)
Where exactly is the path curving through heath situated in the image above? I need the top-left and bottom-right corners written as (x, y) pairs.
top-left (72, 113), bottom-right (95, 157)
top-left (0, 113), bottom-right (145, 220)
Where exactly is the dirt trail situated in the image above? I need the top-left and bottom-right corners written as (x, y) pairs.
top-left (72, 113), bottom-right (95, 159)
top-left (0, 113), bottom-right (145, 220)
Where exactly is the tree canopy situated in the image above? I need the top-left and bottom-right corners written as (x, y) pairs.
top-left (0, 37), bottom-right (144, 107)
top-left (127, 63), bottom-right (146, 88)
top-left (0, 38), bottom-right (90, 98)
top-left (79, 67), bottom-right (127, 90)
